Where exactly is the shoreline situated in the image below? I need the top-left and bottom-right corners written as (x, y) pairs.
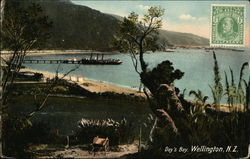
top-left (20, 68), bottom-right (146, 98)
top-left (19, 68), bottom-right (243, 112)
top-left (1, 50), bottom-right (119, 57)
top-left (1, 47), bottom-right (248, 59)
top-left (17, 68), bottom-right (244, 112)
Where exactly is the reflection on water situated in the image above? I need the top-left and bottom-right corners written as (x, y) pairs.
top-left (24, 48), bottom-right (250, 103)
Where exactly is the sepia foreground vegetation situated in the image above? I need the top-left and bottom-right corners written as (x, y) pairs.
top-left (1, 2), bottom-right (249, 159)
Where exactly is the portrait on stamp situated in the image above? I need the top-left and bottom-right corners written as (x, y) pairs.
top-left (218, 17), bottom-right (238, 40)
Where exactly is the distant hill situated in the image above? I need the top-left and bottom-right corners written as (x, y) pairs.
top-left (158, 30), bottom-right (209, 47)
top-left (110, 14), bottom-right (209, 47)
top-left (12, 0), bottom-right (209, 51)
top-left (36, 0), bottom-right (119, 51)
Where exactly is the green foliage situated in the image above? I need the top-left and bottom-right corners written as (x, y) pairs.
top-left (224, 70), bottom-right (237, 107)
top-left (189, 90), bottom-right (208, 104)
top-left (189, 90), bottom-right (208, 116)
top-left (238, 62), bottom-right (249, 107)
top-left (113, 6), bottom-right (164, 54)
top-left (224, 62), bottom-right (249, 110)
top-left (209, 52), bottom-right (250, 112)
top-left (113, 6), bottom-right (165, 72)
top-left (209, 52), bottom-right (223, 107)
top-left (245, 76), bottom-right (250, 111)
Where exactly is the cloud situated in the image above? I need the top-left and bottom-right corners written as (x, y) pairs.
top-left (137, 5), bottom-right (150, 11)
top-left (179, 14), bottom-right (196, 20)
top-left (178, 14), bottom-right (208, 22)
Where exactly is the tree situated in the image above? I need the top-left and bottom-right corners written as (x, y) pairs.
top-left (1, 1), bottom-right (52, 98)
top-left (114, 6), bottom-right (188, 148)
top-left (114, 7), bottom-right (164, 73)
top-left (0, 2), bottom-right (52, 156)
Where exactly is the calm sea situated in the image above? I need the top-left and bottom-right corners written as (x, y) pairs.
top-left (24, 48), bottom-right (250, 103)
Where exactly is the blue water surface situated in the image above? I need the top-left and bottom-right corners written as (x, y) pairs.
top-left (24, 48), bottom-right (250, 103)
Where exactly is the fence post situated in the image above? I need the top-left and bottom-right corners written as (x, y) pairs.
top-left (138, 124), bottom-right (141, 152)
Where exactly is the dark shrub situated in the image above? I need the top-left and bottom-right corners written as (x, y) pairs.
top-left (2, 116), bottom-right (65, 158)
top-left (74, 118), bottom-right (136, 146)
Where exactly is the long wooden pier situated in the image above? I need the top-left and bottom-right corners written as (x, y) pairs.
top-left (22, 59), bottom-right (122, 65)
top-left (23, 54), bottom-right (122, 65)
top-left (23, 60), bottom-right (68, 64)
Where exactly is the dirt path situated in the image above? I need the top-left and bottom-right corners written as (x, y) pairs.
top-left (38, 144), bottom-right (138, 159)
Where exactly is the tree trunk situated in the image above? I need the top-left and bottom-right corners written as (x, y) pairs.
top-left (146, 84), bottom-right (192, 150)
top-left (139, 44), bottom-right (147, 72)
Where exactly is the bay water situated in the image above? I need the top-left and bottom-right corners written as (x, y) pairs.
top-left (24, 48), bottom-right (250, 103)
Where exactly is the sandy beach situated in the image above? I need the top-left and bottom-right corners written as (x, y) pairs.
top-left (16, 67), bottom-right (243, 111)
top-left (20, 68), bottom-right (146, 97)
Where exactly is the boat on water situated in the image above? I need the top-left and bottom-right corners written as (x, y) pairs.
top-left (62, 58), bottom-right (122, 65)
top-left (67, 58), bottom-right (77, 61)
top-left (81, 58), bottom-right (122, 65)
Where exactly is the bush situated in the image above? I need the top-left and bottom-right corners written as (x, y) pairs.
top-left (51, 85), bottom-right (69, 93)
top-left (149, 111), bottom-right (250, 159)
top-left (2, 116), bottom-right (65, 158)
top-left (74, 118), bottom-right (136, 146)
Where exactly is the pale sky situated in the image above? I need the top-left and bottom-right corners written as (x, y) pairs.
top-left (72, 0), bottom-right (250, 45)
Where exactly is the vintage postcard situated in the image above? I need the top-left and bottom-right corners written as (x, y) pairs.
top-left (0, 0), bottom-right (250, 158)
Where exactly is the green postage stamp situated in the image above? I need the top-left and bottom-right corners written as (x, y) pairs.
top-left (210, 4), bottom-right (245, 47)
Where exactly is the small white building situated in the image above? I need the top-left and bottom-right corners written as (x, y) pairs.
top-left (78, 75), bottom-right (84, 82)
top-left (70, 75), bottom-right (77, 81)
